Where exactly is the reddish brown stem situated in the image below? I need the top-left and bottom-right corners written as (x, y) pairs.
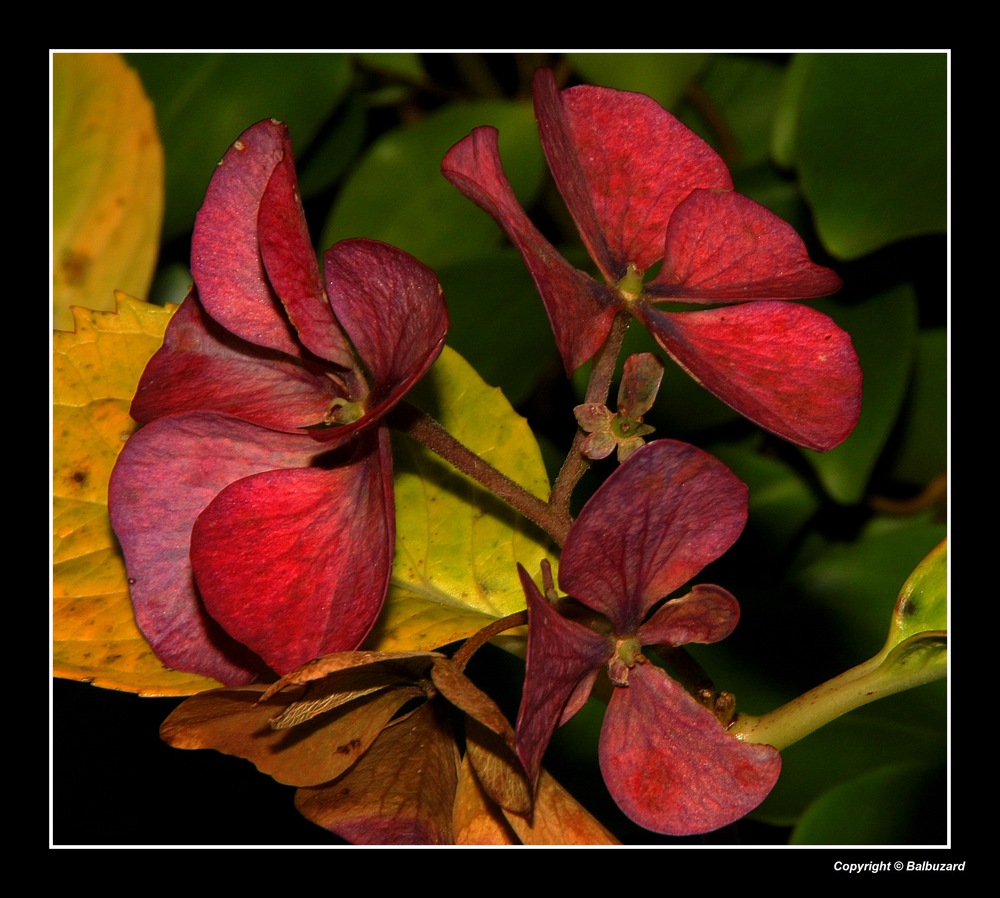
top-left (451, 611), bottom-right (528, 672)
top-left (389, 403), bottom-right (572, 547)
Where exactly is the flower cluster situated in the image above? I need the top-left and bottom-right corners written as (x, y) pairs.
top-left (443, 68), bottom-right (861, 451)
top-left (105, 66), bottom-right (863, 842)
top-left (514, 439), bottom-right (781, 835)
top-left (109, 119), bottom-right (448, 684)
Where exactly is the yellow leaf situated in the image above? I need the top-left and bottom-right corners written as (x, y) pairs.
top-left (368, 346), bottom-right (554, 651)
top-left (53, 294), bottom-right (220, 696)
top-left (52, 53), bottom-right (164, 331)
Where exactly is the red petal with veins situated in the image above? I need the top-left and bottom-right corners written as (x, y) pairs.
top-left (257, 149), bottom-right (357, 369)
top-left (190, 428), bottom-right (395, 676)
top-left (600, 664), bottom-right (781, 835)
top-left (130, 292), bottom-right (339, 432)
top-left (559, 440), bottom-right (747, 635)
top-left (648, 189), bottom-right (843, 300)
top-left (108, 412), bottom-right (329, 684)
top-left (442, 126), bottom-right (616, 373)
top-left (514, 566), bottom-right (612, 784)
top-left (637, 302), bottom-right (862, 451)
top-left (638, 584), bottom-right (740, 647)
top-left (533, 68), bottom-right (732, 281)
top-left (191, 119), bottom-right (300, 356)
top-left (324, 239), bottom-right (448, 415)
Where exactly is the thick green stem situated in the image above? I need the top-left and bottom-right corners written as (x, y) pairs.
top-left (549, 312), bottom-right (630, 515)
top-left (730, 652), bottom-right (945, 751)
top-left (389, 402), bottom-right (572, 547)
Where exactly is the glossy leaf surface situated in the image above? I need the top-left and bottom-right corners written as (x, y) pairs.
top-left (785, 53), bottom-right (947, 259)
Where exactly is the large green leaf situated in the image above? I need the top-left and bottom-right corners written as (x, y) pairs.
top-left (367, 346), bottom-right (553, 652)
top-left (320, 100), bottom-right (544, 270)
top-left (782, 53), bottom-right (947, 259)
top-left (789, 761), bottom-right (946, 845)
top-left (755, 703), bottom-right (946, 828)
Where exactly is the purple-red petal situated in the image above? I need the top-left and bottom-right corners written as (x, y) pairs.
top-left (323, 238), bottom-right (448, 416)
top-left (442, 126), bottom-right (617, 373)
top-left (533, 68), bottom-right (733, 280)
top-left (559, 440), bottom-right (748, 634)
top-left (638, 584), bottom-right (740, 648)
top-left (648, 189), bottom-right (843, 300)
top-left (599, 664), bottom-right (781, 836)
top-left (257, 149), bottom-right (356, 369)
top-left (637, 302), bottom-right (862, 451)
top-left (190, 428), bottom-right (395, 676)
top-left (130, 292), bottom-right (340, 432)
top-left (190, 119), bottom-right (300, 357)
top-left (108, 412), bottom-right (328, 684)
top-left (514, 566), bottom-right (612, 784)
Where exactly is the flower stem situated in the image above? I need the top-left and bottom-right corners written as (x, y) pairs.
top-left (451, 611), bottom-right (528, 672)
top-left (389, 402), bottom-right (572, 546)
top-left (729, 650), bottom-right (945, 751)
top-left (549, 312), bottom-right (630, 515)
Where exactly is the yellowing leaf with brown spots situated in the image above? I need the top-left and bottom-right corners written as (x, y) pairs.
top-left (367, 346), bottom-right (553, 653)
top-left (53, 294), bottom-right (220, 695)
top-left (52, 53), bottom-right (163, 331)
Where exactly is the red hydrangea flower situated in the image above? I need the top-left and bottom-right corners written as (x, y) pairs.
top-left (515, 439), bottom-right (781, 835)
top-left (109, 120), bottom-right (448, 685)
top-left (443, 68), bottom-right (861, 451)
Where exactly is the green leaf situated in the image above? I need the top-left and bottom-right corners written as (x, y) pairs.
top-left (367, 346), bottom-right (553, 652)
top-left (801, 286), bottom-right (919, 505)
top-left (320, 100), bottom-right (544, 269)
top-left (354, 52), bottom-right (428, 83)
top-left (567, 53), bottom-right (711, 111)
top-left (708, 441), bottom-right (821, 563)
top-left (679, 54), bottom-right (786, 171)
top-left (295, 92), bottom-right (367, 198)
top-left (789, 761), bottom-right (946, 845)
top-left (770, 54), bottom-right (814, 169)
top-left (755, 709), bottom-right (945, 828)
top-left (890, 328), bottom-right (948, 487)
top-left (795, 522), bottom-right (946, 663)
top-left (437, 250), bottom-right (559, 406)
top-left (733, 529), bottom-right (946, 765)
top-left (127, 52), bottom-right (352, 240)
top-left (790, 53), bottom-right (947, 259)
